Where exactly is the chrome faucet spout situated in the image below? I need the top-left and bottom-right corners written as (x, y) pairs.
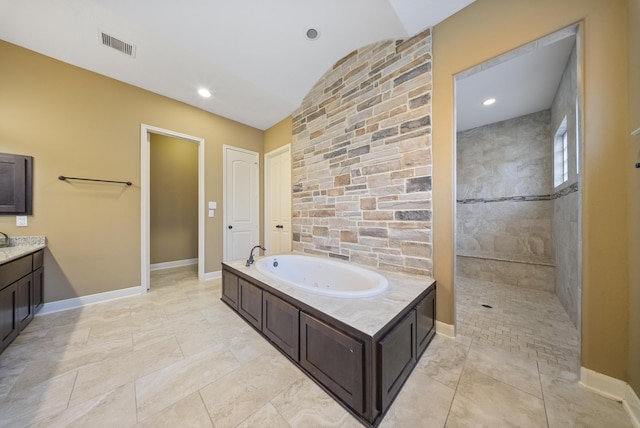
top-left (246, 245), bottom-right (266, 267)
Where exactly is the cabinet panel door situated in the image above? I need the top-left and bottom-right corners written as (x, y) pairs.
top-left (33, 267), bottom-right (44, 313)
top-left (300, 312), bottom-right (364, 413)
top-left (238, 278), bottom-right (262, 330)
top-left (377, 309), bottom-right (416, 411)
top-left (263, 292), bottom-right (299, 361)
top-left (0, 283), bottom-right (18, 353)
top-left (17, 274), bottom-right (33, 332)
top-left (416, 288), bottom-right (436, 356)
top-left (0, 153), bottom-right (32, 215)
top-left (221, 270), bottom-right (239, 310)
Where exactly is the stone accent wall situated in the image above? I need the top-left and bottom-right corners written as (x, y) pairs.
top-left (291, 29), bottom-right (432, 277)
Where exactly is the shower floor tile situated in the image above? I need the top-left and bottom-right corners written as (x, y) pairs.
top-left (456, 276), bottom-right (580, 373)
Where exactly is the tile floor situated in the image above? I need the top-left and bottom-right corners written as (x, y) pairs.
top-left (0, 266), bottom-right (633, 427)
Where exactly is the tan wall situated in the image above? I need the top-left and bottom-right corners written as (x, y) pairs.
top-left (264, 116), bottom-right (292, 153)
top-left (628, 0), bottom-right (640, 396)
top-left (433, 0), bottom-right (630, 380)
top-left (0, 40), bottom-right (263, 302)
top-left (150, 134), bottom-right (198, 264)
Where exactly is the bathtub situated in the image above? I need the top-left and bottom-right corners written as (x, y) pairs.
top-left (255, 254), bottom-right (389, 298)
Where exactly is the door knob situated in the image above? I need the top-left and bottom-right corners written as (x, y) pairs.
top-left (228, 225), bottom-right (233, 229)
top-left (276, 225), bottom-right (284, 229)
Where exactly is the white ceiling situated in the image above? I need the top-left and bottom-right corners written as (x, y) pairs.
top-left (0, 0), bottom-right (475, 130)
top-left (456, 34), bottom-right (576, 132)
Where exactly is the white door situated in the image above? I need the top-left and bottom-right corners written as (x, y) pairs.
top-left (265, 145), bottom-right (291, 255)
top-left (224, 146), bottom-right (259, 261)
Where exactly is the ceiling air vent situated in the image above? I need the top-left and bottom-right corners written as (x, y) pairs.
top-left (100, 32), bottom-right (135, 57)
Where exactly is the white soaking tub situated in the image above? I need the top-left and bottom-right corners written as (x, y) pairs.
top-left (255, 254), bottom-right (388, 298)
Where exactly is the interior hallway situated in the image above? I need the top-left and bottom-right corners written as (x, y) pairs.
top-left (0, 266), bottom-right (632, 427)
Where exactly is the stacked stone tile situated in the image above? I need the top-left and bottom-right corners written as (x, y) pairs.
top-left (291, 28), bottom-right (432, 277)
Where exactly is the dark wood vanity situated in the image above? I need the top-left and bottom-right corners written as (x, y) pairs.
top-left (221, 261), bottom-right (436, 427)
top-left (0, 249), bottom-right (44, 353)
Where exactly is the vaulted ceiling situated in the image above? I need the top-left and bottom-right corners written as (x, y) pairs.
top-left (0, 0), bottom-right (474, 130)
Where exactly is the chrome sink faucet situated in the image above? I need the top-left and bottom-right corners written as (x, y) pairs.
top-left (246, 245), bottom-right (266, 267)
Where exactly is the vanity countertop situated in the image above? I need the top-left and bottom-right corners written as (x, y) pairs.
top-left (223, 255), bottom-right (435, 337)
top-left (0, 236), bottom-right (46, 266)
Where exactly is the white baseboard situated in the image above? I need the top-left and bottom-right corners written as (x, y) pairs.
top-left (625, 384), bottom-right (640, 428)
top-left (203, 270), bottom-right (221, 281)
top-left (37, 286), bottom-right (141, 315)
top-left (150, 258), bottom-right (197, 271)
top-left (436, 320), bottom-right (455, 338)
top-left (580, 367), bottom-right (640, 427)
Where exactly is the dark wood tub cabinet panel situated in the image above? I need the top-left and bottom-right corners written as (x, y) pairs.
top-left (238, 278), bottom-right (263, 330)
top-left (416, 288), bottom-right (436, 355)
top-left (377, 309), bottom-right (416, 410)
top-left (221, 269), bottom-right (239, 310)
top-left (300, 312), bottom-right (365, 414)
top-left (263, 292), bottom-right (299, 361)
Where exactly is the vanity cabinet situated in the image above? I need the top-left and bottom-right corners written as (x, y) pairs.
top-left (221, 263), bottom-right (436, 427)
top-left (0, 282), bottom-right (18, 352)
top-left (0, 249), bottom-right (44, 353)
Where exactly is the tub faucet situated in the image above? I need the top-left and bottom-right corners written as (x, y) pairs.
top-left (246, 245), bottom-right (266, 267)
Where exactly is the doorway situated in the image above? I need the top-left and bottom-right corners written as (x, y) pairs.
top-left (264, 144), bottom-right (292, 255)
top-left (140, 124), bottom-right (205, 292)
top-left (223, 145), bottom-right (259, 261)
top-left (453, 26), bottom-right (583, 372)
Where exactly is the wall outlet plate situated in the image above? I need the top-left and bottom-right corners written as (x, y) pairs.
top-left (16, 216), bottom-right (27, 227)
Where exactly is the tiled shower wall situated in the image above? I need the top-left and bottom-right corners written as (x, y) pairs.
top-left (456, 111), bottom-right (555, 292)
top-left (291, 29), bottom-right (433, 276)
top-left (551, 45), bottom-right (580, 329)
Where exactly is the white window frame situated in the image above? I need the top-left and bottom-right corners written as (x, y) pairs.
top-left (554, 117), bottom-right (568, 188)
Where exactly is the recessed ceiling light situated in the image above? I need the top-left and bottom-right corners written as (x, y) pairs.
top-left (483, 98), bottom-right (496, 106)
top-left (306, 28), bottom-right (320, 41)
top-left (198, 88), bottom-right (211, 98)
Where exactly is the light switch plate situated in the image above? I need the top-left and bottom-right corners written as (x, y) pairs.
top-left (16, 216), bottom-right (28, 227)
top-left (208, 209), bottom-right (215, 218)
top-left (208, 201), bottom-right (217, 209)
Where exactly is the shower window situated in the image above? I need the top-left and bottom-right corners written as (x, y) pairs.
top-left (554, 117), bottom-right (568, 188)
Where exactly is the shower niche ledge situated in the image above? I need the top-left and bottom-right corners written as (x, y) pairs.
top-left (221, 258), bottom-right (436, 427)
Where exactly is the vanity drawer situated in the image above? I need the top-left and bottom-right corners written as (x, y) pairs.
top-left (0, 255), bottom-right (32, 290)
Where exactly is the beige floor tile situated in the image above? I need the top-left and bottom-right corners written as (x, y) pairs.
top-left (380, 365), bottom-right (455, 427)
top-left (540, 368), bottom-right (634, 428)
top-left (270, 377), bottom-right (362, 428)
top-left (200, 347), bottom-right (304, 428)
top-left (417, 334), bottom-right (470, 389)
top-left (136, 391), bottom-right (214, 428)
top-left (135, 344), bottom-right (240, 421)
top-left (235, 402), bottom-right (291, 428)
top-left (69, 336), bottom-right (184, 407)
top-left (0, 266), bottom-right (633, 428)
top-left (31, 382), bottom-right (137, 428)
top-left (464, 341), bottom-right (542, 398)
top-left (0, 370), bottom-right (78, 428)
top-left (446, 368), bottom-right (547, 428)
